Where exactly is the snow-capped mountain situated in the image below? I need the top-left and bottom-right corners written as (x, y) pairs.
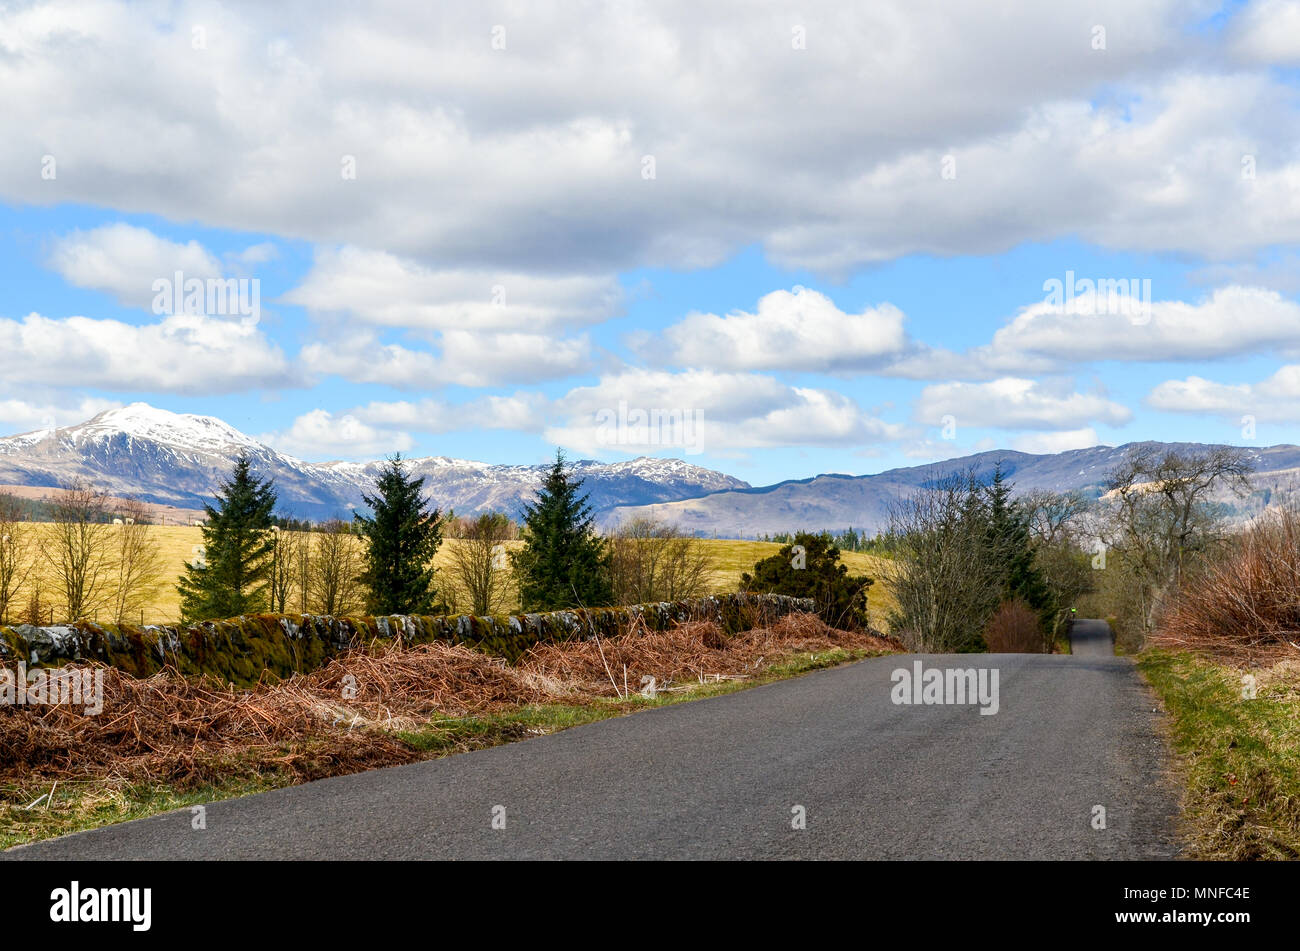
top-left (0, 404), bottom-right (750, 521)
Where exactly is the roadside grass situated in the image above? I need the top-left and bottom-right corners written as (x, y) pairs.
top-left (1138, 649), bottom-right (1300, 860)
top-left (0, 645), bottom-right (877, 850)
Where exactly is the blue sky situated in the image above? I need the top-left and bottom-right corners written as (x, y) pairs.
top-left (2, 0), bottom-right (1299, 487)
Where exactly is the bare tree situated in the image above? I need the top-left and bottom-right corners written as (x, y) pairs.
top-left (44, 482), bottom-right (115, 622)
top-left (886, 473), bottom-right (1003, 652)
top-left (445, 512), bottom-right (515, 615)
top-left (295, 529), bottom-right (312, 613)
top-left (308, 519), bottom-right (365, 616)
top-left (268, 526), bottom-right (302, 614)
top-left (0, 493), bottom-right (35, 624)
top-left (1021, 488), bottom-right (1092, 546)
top-left (109, 498), bottom-right (166, 626)
top-left (1100, 445), bottom-right (1254, 638)
top-left (607, 516), bottom-right (715, 606)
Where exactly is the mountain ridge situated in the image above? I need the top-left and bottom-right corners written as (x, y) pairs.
top-left (3, 404), bottom-right (1296, 536)
top-left (0, 404), bottom-right (750, 522)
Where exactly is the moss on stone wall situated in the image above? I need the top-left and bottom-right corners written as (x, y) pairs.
top-left (0, 594), bottom-right (813, 687)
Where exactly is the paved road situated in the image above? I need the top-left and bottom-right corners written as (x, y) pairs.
top-left (7, 620), bottom-right (1178, 860)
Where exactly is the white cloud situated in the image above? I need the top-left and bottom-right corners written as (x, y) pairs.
top-left (1148, 365), bottom-right (1300, 421)
top-left (284, 246), bottom-right (621, 332)
top-left (351, 394), bottom-right (548, 434)
top-left (47, 223), bottom-right (222, 309)
top-left (436, 331), bottom-right (591, 386)
top-left (299, 336), bottom-right (441, 388)
top-left (1012, 427), bottom-right (1101, 454)
top-left (0, 394), bottom-right (122, 435)
top-left (0, 312), bottom-right (298, 394)
top-left (2, 2), bottom-right (1295, 278)
top-left (259, 409), bottom-right (413, 460)
top-left (547, 368), bottom-right (903, 454)
top-left (980, 286), bottom-right (1300, 369)
top-left (915, 378), bottom-right (1131, 430)
top-left (1230, 0), bottom-right (1300, 65)
top-left (299, 329), bottom-right (590, 388)
top-left (654, 288), bottom-right (907, 372)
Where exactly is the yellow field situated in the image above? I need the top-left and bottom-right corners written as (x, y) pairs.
top-left (7, 526), bottom-right (894, 628)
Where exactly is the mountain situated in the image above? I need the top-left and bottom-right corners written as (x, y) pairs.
top-left (0, 404), bottom-right (749, 522)
top-left (6, 405), bottom-right (1296, 537)
top-left (603, 442), bottom-right (1300, 538)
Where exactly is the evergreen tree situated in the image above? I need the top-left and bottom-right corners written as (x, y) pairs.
top-left (177, 455), bottom-right (278, 622)
top-left (740, 531), bottom-right (874, 629)
top-left (984, 465), bottom-right (1053, 619)
top-left (354, 454), bottom-right (444, 615)
top-left (512, 450), bottom-right (613, 610)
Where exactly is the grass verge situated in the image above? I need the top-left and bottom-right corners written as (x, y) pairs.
top-left (1, 645), bottom-right (876, 850)
top-left (1138, 648), bottom-right (1300, 860)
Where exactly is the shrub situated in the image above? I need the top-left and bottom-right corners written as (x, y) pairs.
top-left (983, 599), bottom-right (1044, 653)
top-left (740, 531), bottom-right (872, 630)
top-left (1155, 506), bottom-right (1300, 662)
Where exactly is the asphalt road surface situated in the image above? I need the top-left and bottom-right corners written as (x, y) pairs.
top-left (8, 619), bottom-right (1179, 860)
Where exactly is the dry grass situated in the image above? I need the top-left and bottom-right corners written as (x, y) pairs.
top-left (3, 527), bottom-right (896, 627)
top-left (0, 612), bottom-right (899, 797)
top-left (525, 611), bottom-right (898, 697)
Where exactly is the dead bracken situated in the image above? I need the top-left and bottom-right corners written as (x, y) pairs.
top-left (0, 611), bottom-right (898, 797)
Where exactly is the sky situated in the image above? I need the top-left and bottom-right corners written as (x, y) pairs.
top-left (2, 0), bottom-right (1300, 487)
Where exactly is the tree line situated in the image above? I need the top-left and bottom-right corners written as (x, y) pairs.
top-left (0, 487), bottom-right (167, 626)
top-left (883, 446), bottom-right (1259, 653)
top-left (172, 449), bottom-right (727, 623)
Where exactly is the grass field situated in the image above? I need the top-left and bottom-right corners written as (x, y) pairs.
top-left (6, 526), bottom-right (895, 628)
top-left (1139, 649), bottom-right (1300, 860)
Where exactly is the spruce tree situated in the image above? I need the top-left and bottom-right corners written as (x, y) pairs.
top-left (512, 450), bottom-right (613, 610)
top-left (355, 454), bottom-right (444, 615)
top-left (984, 465), bottom-right (1053, 618)
top-left (177, 455), bottom-right (278, 622)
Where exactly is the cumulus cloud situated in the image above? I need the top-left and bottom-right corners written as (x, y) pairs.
top-left (351, 393), bottom-right (548, 433)
top-left (653, 288), bottom-right (908, 372)
top-left (1148, 365), bottom-right (1300, 421)
top-left (299, 329), bottom-right (590, 388)
top-left (915, 378), bottom-right (1131, 430)
top-left (283, 246), bottom-right (622, 332)
top-left (47, 223), bottom-right (222, 309)
top-left (1230, 0), bottom-right (1300, 65)
top-left (2, 2), bottom-right (1295, 277)
top-left (546, 368), bottom-right (903, 454)
top-left (259, 409), bottom-right (414, 460)
top-left (0, 312), bottom-right (299, 394)
top-left (979, 286), bottom-right (1300, 369)
top-left (0, 394), bottom-right (122, 435)
top-left (1012, 427), bottom-right (1101, 454)
top-left (299, 336), bottom-right (441, 388)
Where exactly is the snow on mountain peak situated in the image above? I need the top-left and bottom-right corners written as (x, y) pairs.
top-left (75, 403), bottom-right (262, 453)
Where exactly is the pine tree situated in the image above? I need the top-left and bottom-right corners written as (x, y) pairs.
top-left (984, 465), bottom-right (1053, 618)
top-left (177, 455), bottom-right (278, 622)
top-left (512, 450), bottom-right (613, 610)
top-left (354, 454), bottom-right (444, 615)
